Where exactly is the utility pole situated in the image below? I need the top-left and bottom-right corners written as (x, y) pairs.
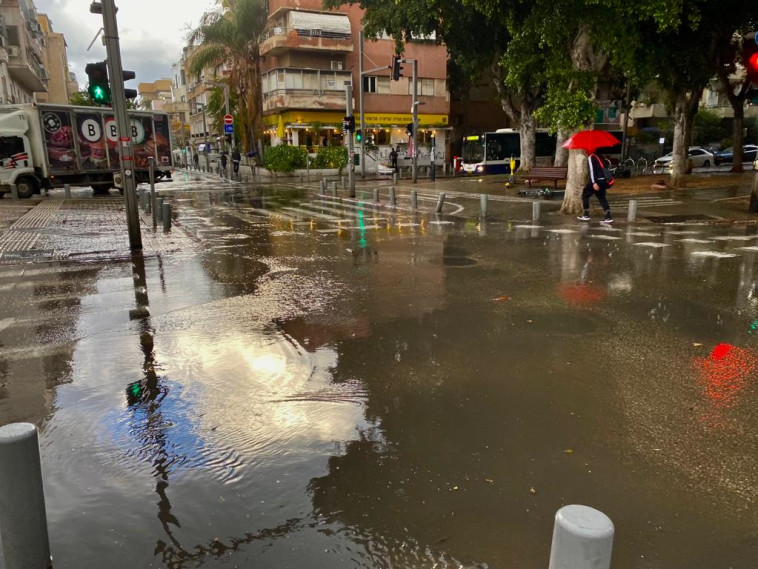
top-left (96, 0), bottom-right (141, 250)
top-left (345, 83), bottom-right (356, 197)
top-left (359, 30), bottom-right (365, 178)
top-left (411, 59), bottom-right (419, 184)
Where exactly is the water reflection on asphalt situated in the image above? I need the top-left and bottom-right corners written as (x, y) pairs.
top-left (1, 184), bottom-right (757, 568)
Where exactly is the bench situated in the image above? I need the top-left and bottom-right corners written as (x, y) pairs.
top-left (524, 167), bottom-right (568, 188)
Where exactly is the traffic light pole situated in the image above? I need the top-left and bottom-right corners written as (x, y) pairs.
top-left (359, 31), bottom-right (365, 179)
top-left (411, 59), bottom-right (418, 184)
top-left (99, 0), bottom-right (141, 250)
top-left (345, 84), bottom-right (356, 197)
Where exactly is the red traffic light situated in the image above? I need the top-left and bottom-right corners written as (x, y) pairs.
top-left (744, 32), bottom-right (758, 84)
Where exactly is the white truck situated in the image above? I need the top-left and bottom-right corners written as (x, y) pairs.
top-left (0, 103), bottom-right (174, 198)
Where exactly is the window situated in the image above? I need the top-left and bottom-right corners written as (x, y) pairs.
top-left (408, 78), bottom-right (435, 96)
top-left (0, 136), bottom-right (25, 161)
top-left (363, 76), bottom-right (377, 93)
top-left (6, 26), bottom-right (19, 46)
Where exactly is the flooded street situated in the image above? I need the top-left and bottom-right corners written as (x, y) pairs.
top-left (1, 181), bottom-right (757, 568)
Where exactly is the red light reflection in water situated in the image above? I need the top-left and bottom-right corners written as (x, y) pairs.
top-left (695, 343), bottom-right (757, 408)
top-left (558, 283), bottom-right (607, 306)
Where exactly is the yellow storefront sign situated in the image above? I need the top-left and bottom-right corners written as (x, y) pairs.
top-left (264, 111), bottom-right (449, 128)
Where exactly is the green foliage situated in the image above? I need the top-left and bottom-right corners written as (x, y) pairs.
top-left (70, 90), bottom-right (97, 107)
top-left (534, 84), bottom-right (596, 134)
top-left (692, 110), bottom-right (727, 146)
top-left (311, 146), bottom-right (348, 172)
top-left (262, 145), bottom-right (307, 173)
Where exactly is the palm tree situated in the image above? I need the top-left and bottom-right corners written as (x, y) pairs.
top-left (187, 0), bottom-right (267, 153)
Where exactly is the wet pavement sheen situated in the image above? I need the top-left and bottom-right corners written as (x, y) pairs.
top-left (1, 180), bottom-right (757, 568)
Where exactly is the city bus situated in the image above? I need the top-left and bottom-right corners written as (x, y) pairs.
top-left (461, 129), bottom-right (557, 175)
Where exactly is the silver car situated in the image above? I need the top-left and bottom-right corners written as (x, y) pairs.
top-left (654, 146), bottom-right (714, 172)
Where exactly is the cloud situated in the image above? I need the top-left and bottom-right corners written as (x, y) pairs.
top-left (34, 0), bottom-right (217, 85)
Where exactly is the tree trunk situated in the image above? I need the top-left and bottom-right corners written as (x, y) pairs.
top-left (670, 94), bottom-right (688, 188)
top-left (561, 150), bottom-right (588, 214)
top-left (732, 106), bottom-right (745, 173)
top-left (554, 130), bottom-right (570, 167)
top-left (519, 110), bottom-right (536, 172)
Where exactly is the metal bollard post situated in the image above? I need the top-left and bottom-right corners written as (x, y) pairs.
top-left (549, 505), bottom-right (614, 569)
top-left (342, 176), bottom-right (346, 190)
top-left (435, 193), bottom-right (446, 213)
top-left (0, 423), bottom-right (52, 569)
top-left (145, 195), bottom-right (151, 214)
top-left (138, 188), bottom-right (145, 211)
top-left (532, 201), bottom-right (541, 221)
top-left (389, 186), bottom-right (396, 206)
top-left (393, 172), bottom-right (398, 185)
top-left (331, 181), bottom-right (337, 194)
top-left (155, 197), bottom-right (164, 223)
top-left (64, 183), bottom-right (71, 199)
top-left (627, 199), bottom-right (637, 222)
top-left (10, 184), bottom-right (18, 199)
top-left (373, 188), bottom-right (380, 202)
top-left (163, 203), bottom-right (171, 231)
top-left (149, 158), bottom-right (157, 229)
top-left (480, 193), bottom-right (488, 218)
top-left (411, 190), bottom-right (418, 210)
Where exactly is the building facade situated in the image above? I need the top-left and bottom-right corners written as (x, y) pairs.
top-left (259, 0), bottom-right (450, 167)
top-left (34, 13), bottom-right (76, 104)
top-left (137, 78), bottom-right (173, 111)
top-left (0, 0), bottom-right (48, 104)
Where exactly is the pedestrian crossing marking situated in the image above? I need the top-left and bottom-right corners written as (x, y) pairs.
top-left (590, 234), bottom-right (622, 240)
top-left (710, 235), bottom-right (758, 241)
top-left (634, 242), bottom-right (670, 248)
top-left (691, 251), bottom-right (738, 258)
top-left (679, 238), bottom-right (712, 243)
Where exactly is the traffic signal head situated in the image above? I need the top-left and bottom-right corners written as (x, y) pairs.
top-left (744, 33), bottom-right (758, 85)
top-left (85, 61), bottom-right (110, 104)
top-left (392, 55), bottom-right (404, 81)
top-left (343, 115), bottom-right (355, 134)
top-left (406, 122), bottom-right (414, 136)
top-left (356, 129), bottom-right (362, 142)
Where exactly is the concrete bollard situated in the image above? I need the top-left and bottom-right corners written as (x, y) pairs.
top-left (373, 188), bottom-right (380, 202)
top-left (393, 172), bottom-right (398, 185)
top-left (389, 186), bottom-right (396, 206)
top-left (627, 199), bottom-right (637, 222)
top-left (145, 194), bottom-right (152, 214)
top-left (342, 176), bottom-right (346, 190)
top-left (331, 181), bottom-right (337, 195)
top-left (435, 193), bottom-right (446, 213)
top-left (548, 505), bottom-right (614, 569)
top-left (155, 197), bottom-right (164, 223)
top-left (10, 184), bottom-right (18, 199)
top-left (480, 193), bottom-right (488, 218)
top-left (64, 183), bottom-right (71, 199)
top-left (162, 203), bottom-right (171, 231)
top-left (411, 190), bottom-right (418, 210)
top-left (0, 423), bottom-right (52, 569)
top-left (532, 201), bottom-right (541, 221)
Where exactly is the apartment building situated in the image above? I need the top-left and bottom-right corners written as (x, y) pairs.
top-left (0, 0), bottom-right (48, 104)
top-left (138, 78), bottom-right (173, 111)
top-left (34, 13), bottom-right (76, 104)
top-left (259, 0), bottom-right (450, 165)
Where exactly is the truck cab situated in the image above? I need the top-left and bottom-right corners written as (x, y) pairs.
top-left (0, 111), bottom-right (40, 198)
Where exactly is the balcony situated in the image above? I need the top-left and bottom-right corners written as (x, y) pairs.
top-left (259, 26), bottom-right (353, 56)
top-left (262, 87), bottom-right (349, 113)
top-left (6, 46), bottom-right (47, 92)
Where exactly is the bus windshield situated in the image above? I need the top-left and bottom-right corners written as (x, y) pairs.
top-left (462, 136), bottom-right (484, 163)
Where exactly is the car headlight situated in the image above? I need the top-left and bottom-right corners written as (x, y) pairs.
top-left (476, 165), bottom-right (483, 172)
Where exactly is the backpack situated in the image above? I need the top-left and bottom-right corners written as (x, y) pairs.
top-left (591, 154), bottom-right (615, 187)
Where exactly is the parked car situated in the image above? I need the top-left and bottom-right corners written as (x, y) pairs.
top-left (713, 144), bottom-right (758, 165)
top-left (653, 146), bottom-right (714, 171)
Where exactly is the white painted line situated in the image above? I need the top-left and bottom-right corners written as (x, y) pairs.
top-left (711, 235), bottom-right (758, 241)
top-left (678, 238), bottom-right (713, 243)
top-left (634, 242), bottom-right (670, 248)
top-left (590, 234), bottom-right (622, 240)
top-left (547, 229), bottom-right (579, 234)
top-left (515, 224), bottom-right (542, 229)
top-left (626, 232), bottom-right (660, 237)
top-left (691, 251), bottom-right (738, 258)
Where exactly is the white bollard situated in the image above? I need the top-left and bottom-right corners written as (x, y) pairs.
top-left (480, 193), bottom-right (488, 218)
top-left (548, 505), bottom-right (614, 569)
top-left (627, 199), bottom-right (637, 222)
top-left (10, 184), bottom-right (18, 200)
top-left (0, 423), bottom-right (52, 569)
top-left (532, 201), bottom-right (541, 221)
top-left (64, 183), bottom-right (71, 199)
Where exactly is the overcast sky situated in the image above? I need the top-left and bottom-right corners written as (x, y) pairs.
top-left (33, 0), bottom-right (218, 88)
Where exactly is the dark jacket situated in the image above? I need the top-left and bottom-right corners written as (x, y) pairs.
top-left (232, 149), bottom-right (241, 162)
top-left (588, 154), bottom-right (609, 188)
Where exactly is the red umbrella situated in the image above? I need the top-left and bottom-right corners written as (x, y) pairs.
top-left (562, 130), bottom-right (621, 152)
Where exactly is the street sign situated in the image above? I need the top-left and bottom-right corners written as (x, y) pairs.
top-left (224, 114), bottom-right (233, 125)
top-left (224, 123), bottom-right (234, 134)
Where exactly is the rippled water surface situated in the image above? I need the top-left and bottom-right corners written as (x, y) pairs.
top-left (1, 186), bottom-right (758, 568)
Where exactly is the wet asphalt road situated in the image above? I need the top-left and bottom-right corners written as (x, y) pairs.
top-left (1, 175), bottom-right (757, 568)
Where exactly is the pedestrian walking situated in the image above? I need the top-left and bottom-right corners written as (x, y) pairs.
top-left (577, 152), bottom-right (614, 223)
top-left (389, 146), bottom-right (399, 172)
top-left (193, 151), bottom-right (199, 170)
top-left (232, 148), bottom-right (241, 177)
top-left (220, 152), bottom-right (228, 176)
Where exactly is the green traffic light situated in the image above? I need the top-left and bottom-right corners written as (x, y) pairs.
top-left (88, 83), bottom-right (111, 104)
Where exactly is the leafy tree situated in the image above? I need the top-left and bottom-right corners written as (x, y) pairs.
top-left (692, 109), bottom-right (725, 147)
top-left (70, 90), bottom-right (138, 109)
top-left (187, 0), bottom-right (267, 154)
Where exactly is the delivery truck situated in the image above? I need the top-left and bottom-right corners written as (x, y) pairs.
top-left (0, 103), bottom-right (174, 198)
